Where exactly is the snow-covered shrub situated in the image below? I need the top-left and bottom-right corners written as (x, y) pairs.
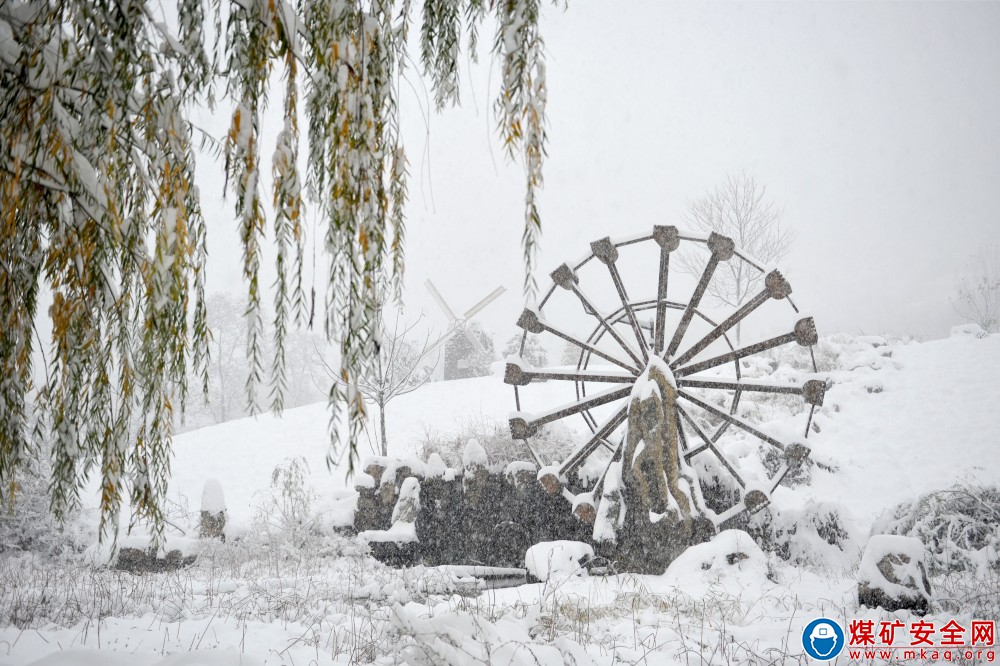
top-left (254, 457), bottom-right (319, 546)
top-left (0, 446), bottom-right (84, 556)
top-left (744, 501), bottom-right (855, 567)
top-left (503, 332), bottom-right (549, 367)
top-left (873, 483), bottom-right (1000, 576)
top-left (415, 416), bottom-right (575, 469)
top-left (692, 455), bottom-right (742, 515)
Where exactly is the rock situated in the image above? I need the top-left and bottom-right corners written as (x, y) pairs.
top-left (199, 479), bottom-right (226, 541)
top-left (354, 483), bottom-right (388, 533)
top-left (359, 476), bottom-right (421, 567)
top-left (661, 530), bottom-right (768, 588)
top-left (858, 535), bottom-right (932, 615)
top-left (505, 461), bottom-right (538, 491)
top-left (525, 541), bottom-right (594, 582)
top-left (392, 477), bottom-right (421, 525)
top-left (463, 440), bottom-right (492, 506)
top-left (116, 547), bottom-right (196, 572)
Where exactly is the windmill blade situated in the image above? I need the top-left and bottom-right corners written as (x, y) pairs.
top-left (464, 326), bottom-right (487, 354)
top-left (425, 279), bottom-right (457, 322)
top-left (463, 286), bottom-right (506, 319)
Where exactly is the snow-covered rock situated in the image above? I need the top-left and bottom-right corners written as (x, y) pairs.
top-left (505, 460), bottom-right (537, 489)
top-left (462, 438), bottom-right (488, 469)
top-left (951, 322), bottom-right (989, 338)
top-left (359, 477), bottom-right (421, 545)
top-left (199, 478), bottom-right (226, 540)
top-left (525, 541), bottom-right (594, 582)
top-left (661, 530), bottom-right (769, 595)
top-left (392, 477), bottom-right (421, 525)
top-left (857, 534), bottom-right (932, 614)
top-left (425, 452), bottom-right (448, 478)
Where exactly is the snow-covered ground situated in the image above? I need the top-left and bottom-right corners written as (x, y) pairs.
top-left (1, 328), bottom-right (999, 665)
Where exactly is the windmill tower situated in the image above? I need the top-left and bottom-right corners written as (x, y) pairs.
top-left (424, 280), bottom-right (506, 380)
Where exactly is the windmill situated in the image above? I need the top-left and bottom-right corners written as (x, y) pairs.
top-left (424, 280), bottom-right (506, 380)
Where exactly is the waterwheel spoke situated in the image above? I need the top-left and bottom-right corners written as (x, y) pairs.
top-left (654, 249), bottom-right (670, 355)
top-left (652, 226), bottom-right (679, 355)
top-left (571, 284), bottom-right (644, 367)
top-left (550, 262), bottom-right (645, 367)
top-left (770, 465), bottom-right (792, 493)
top-left (672, 270), bottom-right (792, 368)
top-left (608, 264), bottom-right (649, 361)
top-left (678, 378), bottom-right (803, 396)
top-left (676, 405), bottom-right (746, 488)
top-left (677, 389), bottom-right (786, 450)
top-left (559, 407), bottom-right (629, 476)
top-left (516, 307), bottom-right (638, 373)
top-left (510, 384), bottom-right (632, 440)
top-left (673, 317), bottom-right (816, 378)
top-left (671, 291), bottom-right (769, 368)
top-left (676, 413), bottom-right (690, 452)
top-left (675, 333), bottom-right (795, 377)
top-left (504, 361), bottom-right (637, 386)
top-left (591, 237), bottom-right (649, 362)
top-left (589, 436), bottom-right (625, 498)
top-left (665, 233), bottom-right (735, 360)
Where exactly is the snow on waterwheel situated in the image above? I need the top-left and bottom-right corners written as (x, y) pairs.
top-left (505, 226), bottom-right (826, 530)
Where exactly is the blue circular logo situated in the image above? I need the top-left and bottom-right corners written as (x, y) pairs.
top-left (802, 618), bottom-right (845, 661)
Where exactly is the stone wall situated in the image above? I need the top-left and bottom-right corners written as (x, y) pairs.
top-left (354, 456), bottom-right (593, 568)
top-left (352, 451), bottom-right (714, 573)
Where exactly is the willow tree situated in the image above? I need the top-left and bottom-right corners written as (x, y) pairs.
top-left (0, 0), bottom-right (550, 542)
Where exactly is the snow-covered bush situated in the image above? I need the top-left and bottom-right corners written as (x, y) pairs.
top-left (744, 501), bottom-right (855, 567)
top-left (873, 483), bottom-right (1000, 576)
top-left (254, 457), bottom-right (319, 546)
top-left (0, 446), bottom-right (84, 556)
top-left (503, 332), bottom-right (549, 367)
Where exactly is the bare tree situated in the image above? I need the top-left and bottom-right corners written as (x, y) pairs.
top-left (320, 313), bottom-right (438, 457)
top-left (678, 173), bottom-right (793, 343)
top-left (952, 245), bottom-right (1000, 333)
top-left (202, 293), bottom-right (251, 425)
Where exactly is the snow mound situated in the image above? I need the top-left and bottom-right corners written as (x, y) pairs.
top-left (951, 322), bottom-right (988, 338)
top-left (662, 530), bottom-right (769, 595)
top-left (425, 452), bottom-right (448, 478)
top-left (392, 603), bottom-right (595, 665)
top-left (201, 478), bottom-right (226, 513)
top-left (858, 534), bottom-right (931, 605)
top-left (463, 438), bottom-right (488, 469)
top-left (525, 541), bottom-right (594, 582)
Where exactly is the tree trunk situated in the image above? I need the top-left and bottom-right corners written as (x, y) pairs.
top-left (379, 396), bottom-right (388, 457)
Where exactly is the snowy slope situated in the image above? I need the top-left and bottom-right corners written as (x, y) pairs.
top-left (93, 329), bottom-right (1000, 542)
top-left (159, 368), bottom-right (587, 531)
top-left (2, 330), bottom-right (998, 666)
top-left (802, 331), bottom-right (1000, 528)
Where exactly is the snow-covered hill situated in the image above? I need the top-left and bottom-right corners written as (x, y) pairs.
top-left (2, 328), bottom-right (998, 665)
top-left (156, 326), bottom-right (1000, 538)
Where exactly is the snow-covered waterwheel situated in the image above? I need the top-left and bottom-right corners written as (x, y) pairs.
top-left (506, 226), bottom-right (826, 528)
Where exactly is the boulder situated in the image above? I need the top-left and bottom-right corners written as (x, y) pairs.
top-left (858, 535), bottom-right (932, 615)
top-left (525, 541), bottom-right (594, 582)
top-left (359, 477), bottom-right (421, 566)
top-left (199, 478), bottom-right (226, 541)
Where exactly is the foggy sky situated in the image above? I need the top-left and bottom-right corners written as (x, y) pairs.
top-left (202, 1), bottom-right (1000, 348)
